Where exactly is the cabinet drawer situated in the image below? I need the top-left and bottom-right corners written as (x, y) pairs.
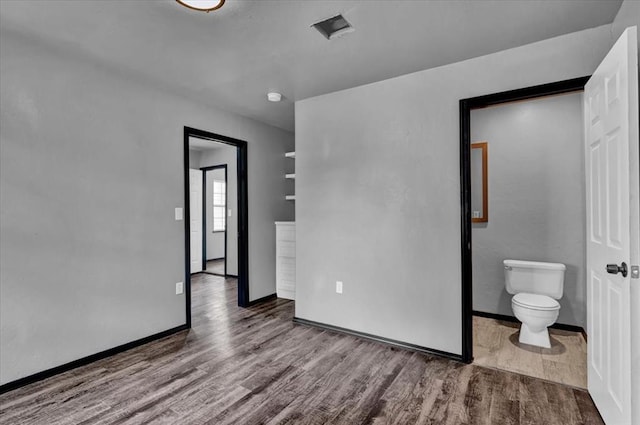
top-left (276, 226), bottom-right (295, 241)
top-left (276, 240), bottom-right (296, 258)
top-left (277, 257), bottom-right (296, 275)
top-left (278, 267), bottom-right (296, 283)
top-left (275, 222), bottom-right (295, 300)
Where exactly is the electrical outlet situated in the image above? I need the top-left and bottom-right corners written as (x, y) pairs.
top-left (336, 281), bottom-right (343, 294)
top-left (175, 207), bottom-right (183, 221)
top-left (175, 282), bottom-right (184, 295)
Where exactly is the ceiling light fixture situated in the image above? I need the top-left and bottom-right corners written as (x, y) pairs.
top-left (267, 92), bottom-right (282, 102)
top-left (176, 0), bottom-right (225, 13)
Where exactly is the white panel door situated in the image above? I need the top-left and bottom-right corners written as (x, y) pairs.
top-left (190, 169), bottom-right (203, 273)
top-left (585, 27), bottom-right (638, 425)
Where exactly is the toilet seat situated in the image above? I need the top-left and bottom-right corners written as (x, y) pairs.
top-left (512, 293), bottom-right (560, 311)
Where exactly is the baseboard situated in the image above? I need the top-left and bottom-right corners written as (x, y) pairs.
top-left (247, 293), bottom-right (277, 306)
top-left (225, 274), bottom-right (238, 278)
top-left (206, 257), bottom-right (224, 261)
top-left (472, 310), bottom-right (586, 336)
top-left (201, 271), bottom-right (226, 277)
top-left (0, 324), bottom-right (189, 395)
top-left (293, 317), bottom-right (463, 362)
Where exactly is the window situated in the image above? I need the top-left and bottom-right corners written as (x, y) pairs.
top-left (213, 179), bottom-right (226, 231)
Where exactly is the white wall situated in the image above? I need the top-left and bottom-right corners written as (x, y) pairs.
top-left (295, 25), bottom-right (615, 355)
top-left (0, 27), bottom-right (293, 385)
top-left (471, 92), bottom-right (586, 327)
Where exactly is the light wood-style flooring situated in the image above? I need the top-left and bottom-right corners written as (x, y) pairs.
top-left (473, 316), bottom-right (588, 389)
top-left (0, 274), bottom-right (603, 424)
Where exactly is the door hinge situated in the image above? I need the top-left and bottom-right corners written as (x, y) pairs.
top-left (631, 265), bottom-right (639, 279)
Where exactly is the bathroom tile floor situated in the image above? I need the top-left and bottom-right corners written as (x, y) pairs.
top-left (472, 315), bottom-right (587, 389)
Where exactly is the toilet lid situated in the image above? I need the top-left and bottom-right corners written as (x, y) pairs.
top-left (512, 293), bottom-right (560, 310)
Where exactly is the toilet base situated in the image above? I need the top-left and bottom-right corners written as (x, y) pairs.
top-left (518, 323), bottom-right (551, 348)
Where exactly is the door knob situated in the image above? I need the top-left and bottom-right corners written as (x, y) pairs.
top-left (606, 262), bottom-right (628, 277)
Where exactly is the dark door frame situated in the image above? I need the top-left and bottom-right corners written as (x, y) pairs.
top-left (184, 127), bottom-right (249, 325)
top-left (201, 164), bottom-right (228, 277)
top-left (458, 76), bottom-right (589, 363)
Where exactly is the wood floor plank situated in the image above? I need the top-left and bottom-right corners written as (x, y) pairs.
top-left (519, 375), bottom-right (565, 425)
top-left (573, 389), bottom-right (607, 425)
top-left (463, 366), bottom-right (496, 425)
top-left (488, 367), bottom-right (520, 425)
top-left (371, 354), bottom-right (450, 425)
top-left (0, 274), bottom-right (604, 424)
top-left (324, 347), bottom-right (409, 424)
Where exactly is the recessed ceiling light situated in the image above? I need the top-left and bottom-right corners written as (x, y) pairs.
top-left (267, 92), bottom-right (282, 102)
top-left (176, 0), bottom-right (225, 13)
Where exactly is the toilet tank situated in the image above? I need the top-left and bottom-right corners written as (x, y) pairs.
top-left (504, 259), bottom-right (566, 299)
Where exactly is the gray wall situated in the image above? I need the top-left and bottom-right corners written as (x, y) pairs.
top-left (188, 149), bottom-right (202, 169)
top-left (295, 25), bottom-right (615, 355)
top-left (205, 167), bottom-right (226, 260)
top-left (612, 1), bottom-right (639, 49)
top-left (199, 145), bottom-right (238, 273)
top-left (471, 92), bottom-right (586, 327)
top-left (0, 27), bottom-right (293, 384)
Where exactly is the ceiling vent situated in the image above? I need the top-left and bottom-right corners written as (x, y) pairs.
top-left (312, 14), bottom-right (354, 40)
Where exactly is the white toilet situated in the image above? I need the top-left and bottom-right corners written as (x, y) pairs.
top-left (504, 259), bottom-right (566, 348)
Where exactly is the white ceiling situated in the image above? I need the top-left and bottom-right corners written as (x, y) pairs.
top-left (0, 0), bottom-right (622, 132)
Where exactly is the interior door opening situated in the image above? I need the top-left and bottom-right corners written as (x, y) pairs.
top-left (183, 127), bottom-right (249, 315)
top-left (461, 26), bottom-right (638, 423)
top-left (202, 164), bottom-right (228, 277)
top-left (467, 88), bottom-right (588, 389)
top-left (459, 76), bottom-right (591, 364)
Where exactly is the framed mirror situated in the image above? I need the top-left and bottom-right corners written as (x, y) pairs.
top-left (471, 142), bottom-right (488, 223)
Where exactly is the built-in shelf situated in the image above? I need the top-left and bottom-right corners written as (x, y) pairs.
top-left (285, 152), bottom-right (295, 200)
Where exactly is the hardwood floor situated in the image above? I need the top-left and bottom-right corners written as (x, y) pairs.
top-left (205, 259), bottom-right (225, 275)
top-left (0, 274), bottom-right (603, 424)
top-left (473, 316), bottom-right (588, 389)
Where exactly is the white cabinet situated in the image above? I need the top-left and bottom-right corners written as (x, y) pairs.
top-left (275, 221), bottom-right (295, 300)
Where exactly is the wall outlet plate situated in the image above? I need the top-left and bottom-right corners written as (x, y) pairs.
top-left (175, 282), bottom-right (184, 295)
top-left (175, 208), bottom-right (183, 221)
top-left (336, 281), bottom-right (343, 294)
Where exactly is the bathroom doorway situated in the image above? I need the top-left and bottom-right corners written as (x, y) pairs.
top-left (460, 78), bottom-right (589, 388)
top-left (459, 30), bottom-right (639, 423)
